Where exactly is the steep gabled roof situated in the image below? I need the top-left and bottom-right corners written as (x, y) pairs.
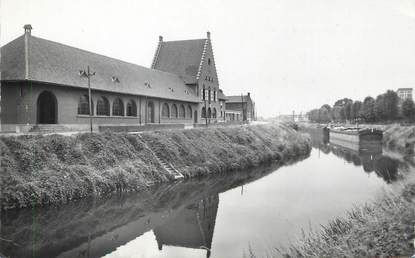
top-left (1, 35), bottom-right (26, 80)
top-left (1, 33), bottom-right (201, 103)
top-left (151, 38), bottom-right (207, 84)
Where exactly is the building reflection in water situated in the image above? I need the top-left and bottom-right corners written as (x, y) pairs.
top-left (2, 160), bottom-right (275, 258)
top-left (154, 195), bottom-right (219, 258)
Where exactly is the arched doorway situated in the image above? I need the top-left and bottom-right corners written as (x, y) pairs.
top-left (194, 110), bottom-right (198, 123)
top-left (37, 91), bottom-right (57, 124)
top-left (147, 101), bottom-right (155, 123)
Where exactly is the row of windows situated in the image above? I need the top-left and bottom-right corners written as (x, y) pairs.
top-left (201, 107), bottom-right (219, 118)
top-left (78, 95), bottom-right (193, 119)
top-left (205, 76), bottom-right (214, 82)
top-left (162, 103), bottom-right (193, 119)
top-left (201, 88), bottom-right (217, 102)
top-left (78, 95), bottom-right (138, 116)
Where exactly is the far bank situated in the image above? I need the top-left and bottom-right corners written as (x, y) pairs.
top-left (299, 122), bottom-right (415, 155)
top-left (0, 123), bottom-right (311, 210)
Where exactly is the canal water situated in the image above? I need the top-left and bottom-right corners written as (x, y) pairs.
top-left (0, 131), bottom-right (411, 258)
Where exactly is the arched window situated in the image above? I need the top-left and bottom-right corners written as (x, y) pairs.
top-left (187, 105), bottom-right (192, 119)
top-left (97, 96), bottom-right (110, 116)
top-left (172, 104), bottom-right (178, 118)
top-left (207, 107), bottom-right (212, 118)
top-left (179, 104), bottom-right (185, 118)
top-left (162, 103), bottom-right (170, 118)
top-left (202, 107), bottom-right (206, 118)
top-left (126, 100), bottom-right (137, 117)
top-left (112, 98), bottom-right (124, 116)
top-left (213, 108), bottom-right (217, 118)
top-left (78, 95), bottom-right (93, 115)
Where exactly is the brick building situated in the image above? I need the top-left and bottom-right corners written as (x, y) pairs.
top-left (0, 25), bottom-right (229, 132)
top-left (225, 93), bottom-right (256, 122)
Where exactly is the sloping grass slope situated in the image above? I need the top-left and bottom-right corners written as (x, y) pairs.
top-left (0, 123), bottom-right (311, 210)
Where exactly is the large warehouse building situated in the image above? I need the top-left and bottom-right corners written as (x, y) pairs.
top-left (0, 25), bottom-right (241, 132)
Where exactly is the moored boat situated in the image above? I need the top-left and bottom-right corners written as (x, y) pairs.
top-left (328, 127), bottom-right (383, 151)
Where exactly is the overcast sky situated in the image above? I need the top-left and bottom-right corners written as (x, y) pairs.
top-left (2, 0), bottom-right (415, 117)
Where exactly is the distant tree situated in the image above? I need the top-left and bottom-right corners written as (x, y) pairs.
top-left (307, 109), bottom-right (320, 122)
top-left (362, 96), bottom-right (376, 122)
top-left (351, 101), bottom-right (363, 122)
top-left (383, 90), bottom-right (399, 120)
top-left (401, 98), bottom-right (415, 121)
top-left (321, 104), bottom-right (332, 112)
top-left (334, 98), bottom-right (353, 107)
top-left (318, 106), bottom-right (331, 123)
top-left (344, 101), bottom-right (353, 122)
top-left (375, 90), bottom-right (399, 122)
top-left (375, 94), bottom-right (386, 121)
top-left (332, 106), bottom-right (343, 122)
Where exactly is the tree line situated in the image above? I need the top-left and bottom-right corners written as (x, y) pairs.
top-left (307, 90), bottom-right (415, 124)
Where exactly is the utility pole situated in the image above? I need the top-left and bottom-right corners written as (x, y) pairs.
top-left (204, 99), bottom-right (208, 127)
top-left (241, 94), bottom-right (245, 122)
top-left (80, 66), bottom-right (95, 133)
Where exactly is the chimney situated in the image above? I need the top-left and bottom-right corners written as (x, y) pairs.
top-left (24, 24), bottom-right (32, 35)
top-left (207, 31), bottom-right (211, 39)
top-left (159, 35), bottom-right (163, 42)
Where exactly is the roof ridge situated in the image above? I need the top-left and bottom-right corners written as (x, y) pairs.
top-left (162, 38), bottom-right (206, 43)
top-left (29, 35), bottom-right (185, 78)
top-left (196, 39), bottom-right (209, 80)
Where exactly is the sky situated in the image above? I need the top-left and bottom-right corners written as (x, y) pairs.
top-left (1, 0), bottom-right (415, 118)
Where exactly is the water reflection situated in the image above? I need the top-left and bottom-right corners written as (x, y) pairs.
top-left (0, 163), bottom-right (283, 258)
top-left (154, 195), bottom-right (218, 258)
top-left (307, 127), bottom-right (402, 183)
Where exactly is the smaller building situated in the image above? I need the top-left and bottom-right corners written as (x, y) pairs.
top-left (397, 88), bottom-right (413, 101)
top-left (225, 93), bottom-right (256, 122)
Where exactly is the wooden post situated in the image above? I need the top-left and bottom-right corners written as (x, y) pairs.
top-left (87, 66), bottom-right (93, 133)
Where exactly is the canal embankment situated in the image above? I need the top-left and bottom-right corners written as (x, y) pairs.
top-left (272, 174), bottom-right (415, 257)
top-left (0, 123), bottom-right (311, 210)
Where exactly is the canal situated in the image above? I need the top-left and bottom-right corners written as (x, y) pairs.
top-left (0, 131), bottom-right (411, 258)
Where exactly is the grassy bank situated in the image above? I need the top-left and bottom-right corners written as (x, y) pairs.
top-left (0, 123), bottom-right (311, 210)
top-left (266, 176), bottom-right (415, 257)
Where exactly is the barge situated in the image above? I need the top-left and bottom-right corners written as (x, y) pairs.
top-left (328, 127), bottom-right (383, 151)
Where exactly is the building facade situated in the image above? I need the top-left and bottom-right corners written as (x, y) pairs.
top-left (0, 25), bottom-right (230, 132)
top-left (397, 88), bottom-right (413, 101)
top-left (225, 93), bottom-right (256, 122)
top-left (151, 32), bottom-right (224, 125)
